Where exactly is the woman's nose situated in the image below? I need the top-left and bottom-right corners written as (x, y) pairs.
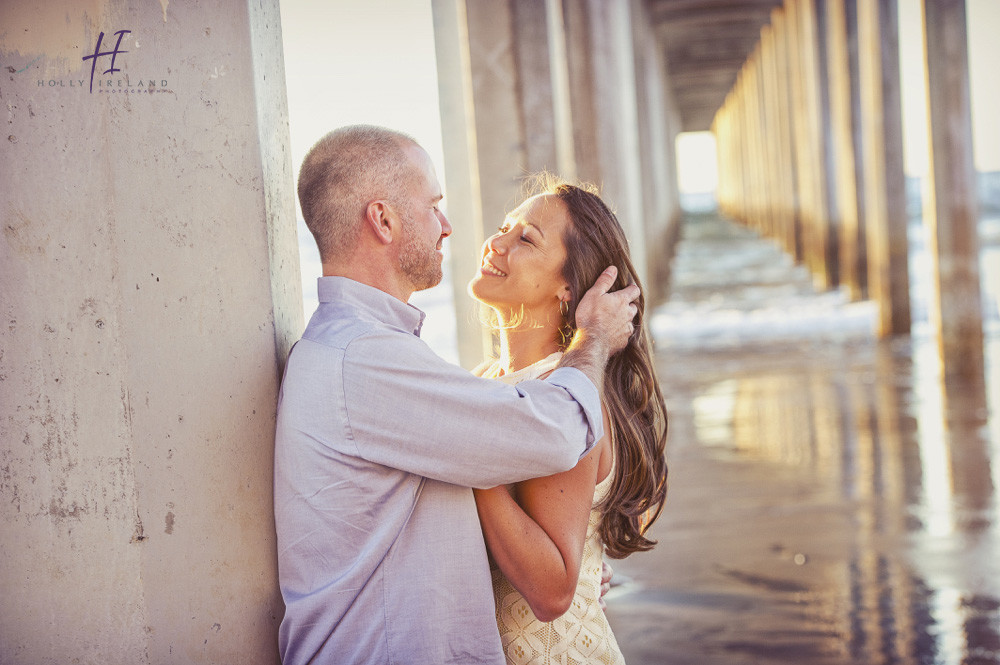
top-left (486, 233), bottom-right (506, 255)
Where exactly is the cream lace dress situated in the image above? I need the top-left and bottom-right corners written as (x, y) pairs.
top-left (485, 352), bottom-right (626, 665)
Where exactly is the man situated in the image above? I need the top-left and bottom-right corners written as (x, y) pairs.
top-left (274, 125), bottom-right (639, 664)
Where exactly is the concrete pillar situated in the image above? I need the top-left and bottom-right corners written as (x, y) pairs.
top-left (433, 0), bottom-right (587, 368)
top-left (787, 0), bottom-right (837, 289)
top-left (920, 0), bottom-right (985, 380)
top-left (786, 0), bottom-right (813, 267)
top-left (749, 57), bottom-right (762, 230)
top-left (827, 0), bottom-right (868, 300)
top-left (431, 0), bottom-right (492, 368)
top-left (511, 0), bottom-right (559, 174)
top-left (753, 54), bottom-right (768, 233)
top-left (813, 0), bottom-right (840, 289)
top-left (436, 0), bottom-right (674, 336)
top-left (630, 0), bottom-right (682, 300)
top-left (858, 0), bottom-right (912, 336)
top-left (772, 7), bottom-right (804, 260)
top-left (712, 107), bottom-right (729, 213)
top-left (465, 0), bottom-right (527, 236)
top-left (546, 0), bottom-right (579, 180)
top-left (562, 0), bottom-right (602, 187)
top-left (752, 50), bottom-right (769, 234)
top-left (561, 0), bottom-right (649, 285)
top-left (760, 26), bottom-right (783, 241)
top-left (0, 1), bottom-right (301, 662)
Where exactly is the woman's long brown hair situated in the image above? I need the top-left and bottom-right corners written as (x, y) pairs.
top-left (543, 177), bottom-right (669, 559)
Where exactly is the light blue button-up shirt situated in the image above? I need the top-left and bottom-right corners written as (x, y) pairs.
top-left (274, 277), bottom-right (603, 665)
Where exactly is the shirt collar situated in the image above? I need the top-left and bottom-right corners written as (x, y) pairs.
top-left (317, 276), bottom-right (426, 336)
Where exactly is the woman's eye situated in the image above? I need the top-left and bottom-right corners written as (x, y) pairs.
top-left (520, 234), bottom-right (533, 245)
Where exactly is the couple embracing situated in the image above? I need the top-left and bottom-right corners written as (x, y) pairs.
top-left (273, 125), bottom-right (668, 665)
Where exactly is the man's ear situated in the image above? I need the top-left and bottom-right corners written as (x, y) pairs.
top-left (364, 200), bottom-right (397, 245)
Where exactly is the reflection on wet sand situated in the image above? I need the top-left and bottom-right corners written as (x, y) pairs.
top-left (606, 213), bottom-right (1000, 665)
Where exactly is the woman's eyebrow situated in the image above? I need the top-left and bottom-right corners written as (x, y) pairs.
top-left (525, 222), bottom-right (544, 239)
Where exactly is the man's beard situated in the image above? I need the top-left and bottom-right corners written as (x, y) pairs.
top-left (398, 215), bottom-right (443, 292)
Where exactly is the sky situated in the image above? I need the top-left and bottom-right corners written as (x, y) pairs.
top-left (279, 0), bottom-right (999, 359)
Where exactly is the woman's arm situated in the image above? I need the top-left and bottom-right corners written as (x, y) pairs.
top-left (474, 407), bottom-right (612, 622)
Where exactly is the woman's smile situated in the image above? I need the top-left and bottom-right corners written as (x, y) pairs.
top-left (481, 256), bottom-right (508, 277)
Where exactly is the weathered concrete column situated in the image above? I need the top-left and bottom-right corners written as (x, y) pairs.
top-left (715, 88), bottom-right (746, 225)
top-left (920, 0), bottom-right (985, 379)
top-left (630, 0), bottom-right (682, 300)
top-left (813, 0), bottom-right (840, 289)
top-left (465, 0), bottom-right (529, 228)
top-left (786, 0), bottom-right (813, 265)
top-left (432, 0), bottom-right (485, 367)
top-left (562, 0), bottom-right (602, 188)
top-left (772, 7), bottom-right (804, 260)
top-left (561, 0), bottom-right (649, 285)
top-left (736, 76), bottom-right (750, 224)
top-left (546, 0), bottom-right (579, 180)
top-left (434, 0), bottom-right (592, 367)
top-left (755, 50), bottom-right (772, 235)
top-left (760, 25), bottom-right (783, 241)
top-left (746, 47), bottom-right (760, 232)
top-left (0, 1), bottom-right (302, 662)
top-left (826, 0), bottom-right (868, 300)
top-left (857, 0), bottom-right (912, 336)
top-left (712, 105), bottom-right (731, 214)
top-left (432, 0), bottom-right (522, 367)
top-left (787, 0), bottom-right (838, 289)
top-left (511, 0), bottom-right (559, 174)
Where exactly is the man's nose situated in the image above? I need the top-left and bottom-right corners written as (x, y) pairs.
top-left (437, 209), bottom-right (453, 237)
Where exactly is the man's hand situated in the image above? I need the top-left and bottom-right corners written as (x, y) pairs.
top-left (574, 266), bottom-right (640, 356)
top-left (558, 266), bottom-right (640, 389)
top-left (598, 561), bottom-right (614, 611)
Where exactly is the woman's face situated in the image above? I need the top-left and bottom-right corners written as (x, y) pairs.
top-left (468, 193), bottom-right (572, 320)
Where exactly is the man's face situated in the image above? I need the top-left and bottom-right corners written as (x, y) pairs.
top-left (397, 145), bottom-right (452, 292)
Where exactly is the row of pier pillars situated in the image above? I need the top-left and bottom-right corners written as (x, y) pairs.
top-left (431, 0), bottom-right (684, 369)
top-left (713, 0), bottom-right (986, 381)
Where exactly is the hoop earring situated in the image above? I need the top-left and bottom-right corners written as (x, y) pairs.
top-left (558, 299), bottom-right (574, 348)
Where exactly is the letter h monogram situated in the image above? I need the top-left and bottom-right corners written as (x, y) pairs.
top-left (82, 30), bottom-right (131, 93)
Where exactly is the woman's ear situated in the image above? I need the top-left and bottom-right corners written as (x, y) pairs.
top-left (364, 200), bottom-right (397, 245)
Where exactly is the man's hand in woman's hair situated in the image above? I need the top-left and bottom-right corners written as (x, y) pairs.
top-left (573, 266), bottom-right (640, 356)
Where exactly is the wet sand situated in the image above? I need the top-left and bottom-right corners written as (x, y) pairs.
top-left (604, 212), bottom-right (1000, 664)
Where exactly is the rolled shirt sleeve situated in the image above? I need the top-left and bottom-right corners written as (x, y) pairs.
top-left (340, 329), bottom-right (603, 488)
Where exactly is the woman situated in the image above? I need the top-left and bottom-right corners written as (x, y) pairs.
top-left (469, 177), bottom-right (668, 664)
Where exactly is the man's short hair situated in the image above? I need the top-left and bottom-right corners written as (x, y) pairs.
top-left (297, 125), bottom-right (418, 263)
